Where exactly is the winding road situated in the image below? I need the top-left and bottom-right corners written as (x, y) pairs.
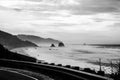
top-left (0, 59), bottom-right (113, 80)
top-left (0, 69), bottom-right (38, 80)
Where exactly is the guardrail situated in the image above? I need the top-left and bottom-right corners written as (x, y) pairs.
top-left (0, 59), bottom-right (112, 80)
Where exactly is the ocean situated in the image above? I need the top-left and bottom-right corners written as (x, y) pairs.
top-left (12, 44), bottom-right (120, 74)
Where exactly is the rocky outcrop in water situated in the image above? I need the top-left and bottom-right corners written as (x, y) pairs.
top-left (58, 42), bottom-right (65, 47)
top-left (50, 44), bottom-right (55, 47)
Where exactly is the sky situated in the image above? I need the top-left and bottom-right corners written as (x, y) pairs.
top-left (0, 0), bottom-right (120, 44)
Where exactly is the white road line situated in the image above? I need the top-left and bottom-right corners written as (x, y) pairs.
top-left (0, 69), bottom-right (38, 80)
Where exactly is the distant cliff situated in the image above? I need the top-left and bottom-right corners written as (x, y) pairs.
top-left (17, 34), bottom-right (62, 46)
top-left (0, 30), bottom-right (37, 49)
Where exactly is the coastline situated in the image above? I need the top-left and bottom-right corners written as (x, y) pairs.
top-left (11, 46), bottom-right (116, 74)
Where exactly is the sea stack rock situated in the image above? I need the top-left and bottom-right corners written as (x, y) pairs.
top-left (58, 42), bottom-right (65, 47)
top-left (50, 44), bottom-right (55, 47)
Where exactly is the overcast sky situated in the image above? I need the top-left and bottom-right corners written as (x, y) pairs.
top-left (0, 0), bottom-right (120, 44)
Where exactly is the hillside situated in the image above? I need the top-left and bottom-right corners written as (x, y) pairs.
top-left (0, 44), bottom-right (36, 62)
top-left (0, 30), bottom-right (37, 49)
top-left (17, 34), bottom-right (62, 46)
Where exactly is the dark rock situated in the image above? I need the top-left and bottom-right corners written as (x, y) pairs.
top-left (64, 65), bottom-right (71, 68)
top-left (83, 68), bottom-right (97, 74)
top-left (50, 63), bottom-right (55, 65)
top-left (58, 42), bottom-right (65, 47)
top-left (50, 44), bottom-right (55, 47)
top-left (57, 64), bottom-right (62, 66)
top-left (72, 66), bottom-right (80, 70)
top-left (97, 71), bottom-right (105, 76)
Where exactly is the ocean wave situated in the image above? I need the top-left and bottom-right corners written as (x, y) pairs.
top-left (73, 49), bottom-right (94, 54)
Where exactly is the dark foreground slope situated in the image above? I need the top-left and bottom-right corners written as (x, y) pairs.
top-left (0, 30), bottom-right (37, 49)
top-left (0, 59), bottom-right (111, 80)
top-left (0, 44), bottom-right (36, 62)
top-left (0, 70), bottom-right (36, 80)
top-left (0, 44), bottom-right (112, 80)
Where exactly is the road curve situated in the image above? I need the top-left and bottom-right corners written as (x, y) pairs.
top-left (0, 69), bottom-right (38, 80)
top-left (0, 59), bottom-right (113, 80)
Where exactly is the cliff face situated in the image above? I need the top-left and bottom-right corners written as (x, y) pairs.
top-left (17, 34), bottom-right (61, 46)
top-left (0, 30), bottom-right (37, 50)
top-left (0, 44), bottom-right (36, 62)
